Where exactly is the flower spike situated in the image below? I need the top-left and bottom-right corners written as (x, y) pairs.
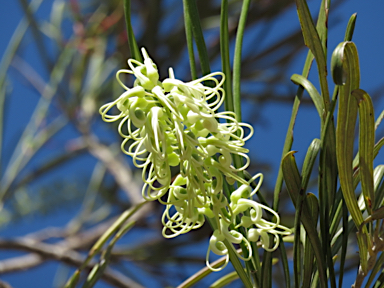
top-left (99, 47), bottom-right (291, 271)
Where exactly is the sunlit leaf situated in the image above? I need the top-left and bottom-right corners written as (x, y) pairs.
top-left (290, 74), bottom-right (323, 120)
top-left (332, 41), bottom-right (363, 228)
top-left (294, 0), bottom-right (330, 109)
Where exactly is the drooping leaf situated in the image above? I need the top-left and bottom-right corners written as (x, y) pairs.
top-left (332, 40), bottom-right (370, 274)
top-left (352, 89), bottom-right (375, 214)
top-left (290, 74), bottom-right (324, 120)
top-left (331, 41), bottom-right (364, 228)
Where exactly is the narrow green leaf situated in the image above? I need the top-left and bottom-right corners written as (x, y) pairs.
top-left (282, 151), bottom-right (327, 288)
top-left (330, 215), bottom-right (356, 257)
top-left (332, 41), bottom-right (364, 228)
top-left (294, 0), bottom-right (330, 110)
top-left (325, 21), bottom-right (357, 240)
top-left (64, 201), bottom-right (148, 288)
top-left (89, 202), bottom-right (146, 257)
top-left (261, 245), bottom-right (272, 288)
top-left (82, 261), bottom-right (108, 288)
top-left (375, 138), bottom-right (384, 158)
top-left (232, 0), bottom-right (251, 122)
top-left (209, 271), bottom-right (239, 288)
top-left (291, 74), bottom-right (324, 120)
top-left (294, 140), bottom-right (320, 288)
top-left (293, 195), bottom-right (303, 288)
top-left (302, 193), bottom-right (319, 288)
top-left (352, 89), bottom-right (375, 213)
top-left (182, 0), bottom-right (210, 76)
top-left (176, 255), bottom-right (228, 288)
top-left (373, 165), bottom-right (384, 210)
top-left (64, 271), bottom-right (81, 288)
top-left (302, 7), bottom-right (337, 284)
top-left (220, 0), bottom-right (233, 113)
top-left (325, 11), bottom-right (358, 231)
top-left (227, 2), bottom-right (258, 280)
top-left (274, 0), bottom-right (329, 212)
top-left (352, 141), bottom-right (384, 198)
top-left (332, 41), bottom-right (371, 275)
top-left (82, 221), bottom-right (136, 288)
top-left (123, 0), bottom-right (142, 62)
top-left (375, 109), bottom-right (384, 131)
top-left (344, 13), bottom-right (357, 41)
top-left (318, 132), bottom-right (337, 288)
top-left (210, 257), bottom-right (278, 288)
top-left (302, 139), bottom-right (321, 196)
top-left (338, 197), bottom-right (348, 288)
top-left (278, 237), bottom-right (291, 288)
top-left (183, 1), bottom-right (197, 79)
top-left (225, 240), bottom-right (253, 288)
top-left (315, 0), bottom-right (330, 55)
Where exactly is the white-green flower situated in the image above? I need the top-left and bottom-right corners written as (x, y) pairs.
top-left (100, 47), bottom-right (291, 271)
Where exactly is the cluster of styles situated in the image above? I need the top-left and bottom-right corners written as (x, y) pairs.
top-left (100, 48), bottom-right (291, 271)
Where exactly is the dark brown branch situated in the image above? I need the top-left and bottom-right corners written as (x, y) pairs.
top-left (0, 280), bottom-right (13, 288)
top-left (0, 201), bottom-right (153, 286)
top-left (0, 237), bottom-right (144, 288)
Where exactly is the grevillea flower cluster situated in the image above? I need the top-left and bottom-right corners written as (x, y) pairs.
top-left (100, 48), bottom-right (291, 271)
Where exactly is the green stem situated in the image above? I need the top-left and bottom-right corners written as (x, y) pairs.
top-left (183, 0), bottom-right (197, 79)
top-left (224, 240), bottom-right (253, 288)
top-left (293, 189), bottom-right (306, 288)
top-left (232, 0), bottom-right (251, 122)
top-left (123, 0), bottom-right (142, 62)
top-left (220, 0), bottom-right (233, 113)
top-left (64, 201), bottom-right (148, 288)
top-left (279, 238), bottom-right (291, 288)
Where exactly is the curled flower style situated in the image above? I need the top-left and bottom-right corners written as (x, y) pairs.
top-left (100, 47), bottom-right (291, 271)
top-left (205, 174), bottom-right (291, 270)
